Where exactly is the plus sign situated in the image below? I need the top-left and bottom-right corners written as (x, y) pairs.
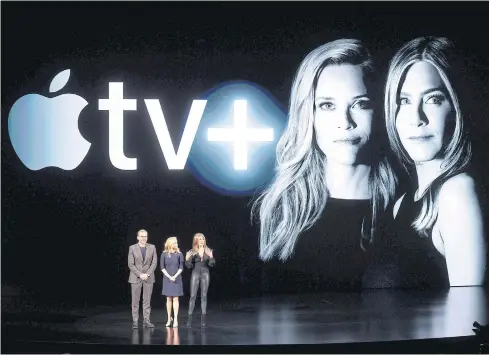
top-left (207, 100), bottom-right (274, 170)
top-left (98, 83), bottom-right (137, 170)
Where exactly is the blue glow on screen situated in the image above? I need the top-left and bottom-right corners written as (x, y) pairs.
top-left (187, 81), bottom-right (287, 196)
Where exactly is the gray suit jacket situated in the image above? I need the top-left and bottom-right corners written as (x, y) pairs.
top-left (128, 243), bottom-right (157, 284)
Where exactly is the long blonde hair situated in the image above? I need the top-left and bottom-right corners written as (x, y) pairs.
top-left (192, 233), bottom-right (209, 251)
top-left (384, 37), bottom-right (471, 236)
top-left (252, 39), bottom-right (397, 261)
top-left (163, 236), bottom-right (180, 253)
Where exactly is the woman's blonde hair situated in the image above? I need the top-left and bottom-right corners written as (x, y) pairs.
top-left (252, 38), bottom-right (397, 261)
top-left (192, 233), bottom-right (208, 251)
top-left (164, 236), bottom-right (180, 253)
top-left (384, 36), bottom-right (471, 236)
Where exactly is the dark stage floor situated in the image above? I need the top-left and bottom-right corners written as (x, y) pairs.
top-left (2, 286), bottom-right (488, 353)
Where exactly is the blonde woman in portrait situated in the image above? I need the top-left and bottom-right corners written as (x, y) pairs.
top-left (185, 233), bottom-right (215, 327)
top-left (252, 39), bottom-right (397, 292)
top-left (161, 236), bottom-right (184, 327)
top-left (384, 36), bottom-right (486, 287)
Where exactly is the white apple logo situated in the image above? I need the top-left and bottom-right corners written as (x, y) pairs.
top-left (8, 69), bottom-right (91, 170)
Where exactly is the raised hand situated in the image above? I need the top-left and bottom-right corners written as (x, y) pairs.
top-left (186, 250), bottom-right (193, 261)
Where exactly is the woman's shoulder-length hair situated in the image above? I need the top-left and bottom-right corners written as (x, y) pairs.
top-left (163, 236), bottom-right (181, 253)
top-left (384, 36), bottom-right (472, 235)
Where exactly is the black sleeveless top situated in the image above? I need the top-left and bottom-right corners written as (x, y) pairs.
top-left (262, 198), bottom-right (374, 294)
top-left (367, 190), bottom-right (450, 289)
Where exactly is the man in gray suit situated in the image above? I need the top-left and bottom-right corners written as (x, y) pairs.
top-left (128, 229), bottom-right (157, 328)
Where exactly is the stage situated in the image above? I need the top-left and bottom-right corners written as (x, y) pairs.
top-left (2, 286), bottom-right (488, 353)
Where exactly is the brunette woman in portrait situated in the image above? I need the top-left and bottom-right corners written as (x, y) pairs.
top-left (185, 233), bottom-right (215, 327)
top-left (161, 236), bottom-right (184, 328)
top-left (252, 39), bottom-right (398, 293)
top-left (382, 36), bottom-right (487, 288)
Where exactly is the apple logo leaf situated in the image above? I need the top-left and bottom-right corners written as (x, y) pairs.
top-left (49, 69), bottom-right (71, 94)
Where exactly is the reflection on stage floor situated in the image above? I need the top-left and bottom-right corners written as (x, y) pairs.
top-left (2, 286), bottom-right (488, 352)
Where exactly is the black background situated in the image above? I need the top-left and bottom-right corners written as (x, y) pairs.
top-left (2, 1), bottom-right (489, 307)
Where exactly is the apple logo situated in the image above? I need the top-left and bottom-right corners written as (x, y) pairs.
top-left (8, 69), bottom-right (91, 170)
